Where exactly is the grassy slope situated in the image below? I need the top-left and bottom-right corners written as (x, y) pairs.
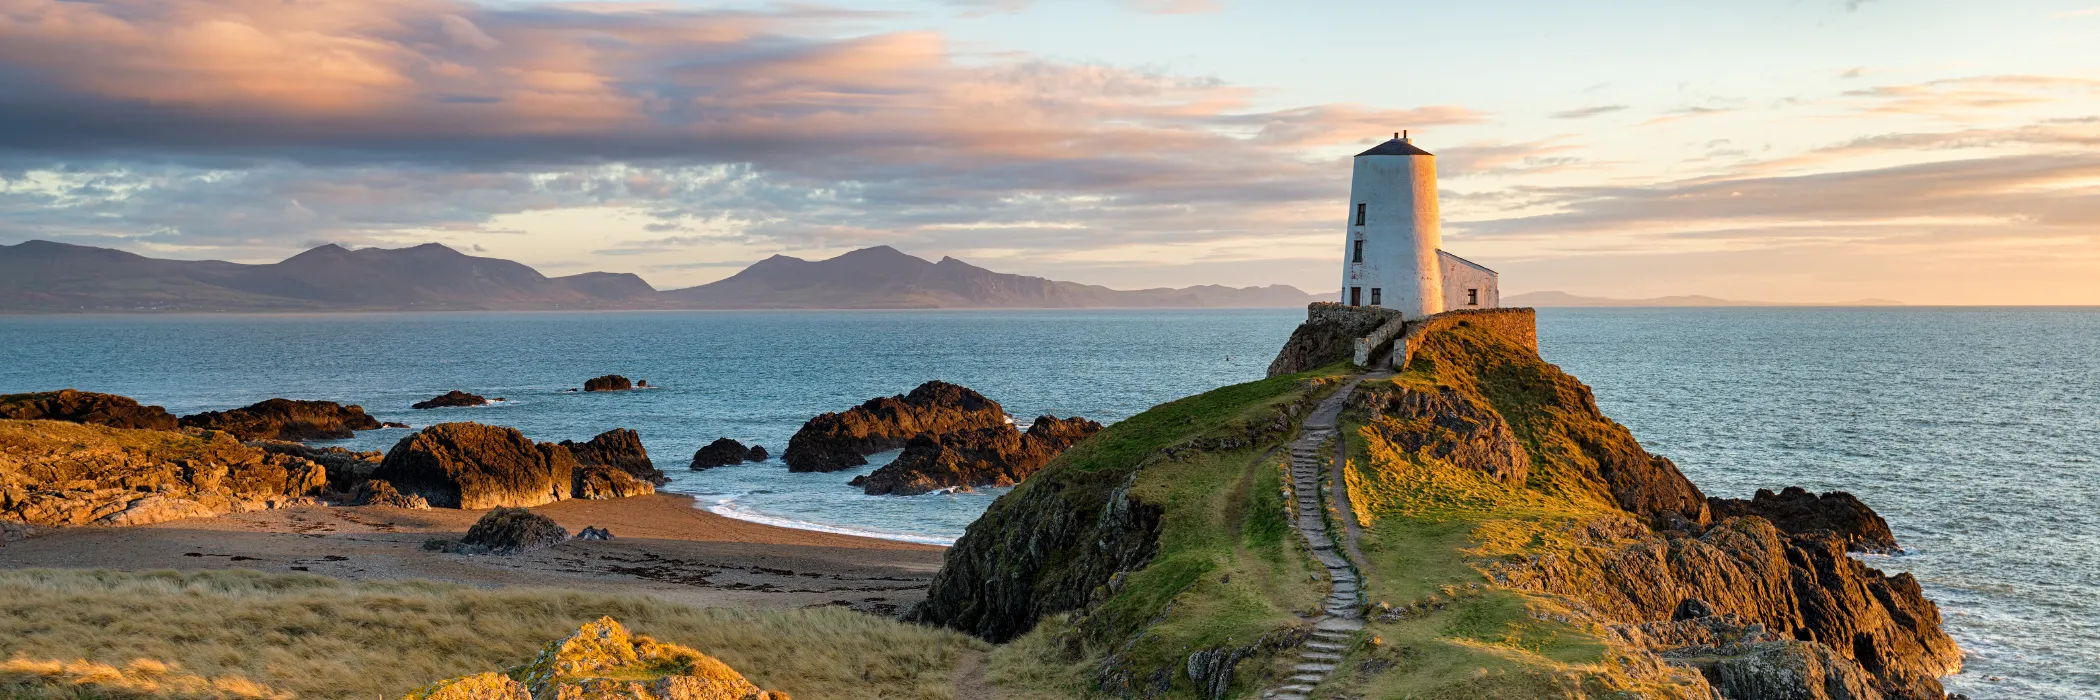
top-left (986, 367), bottom-right (1348, 698)
top-left (0, 569), bottom-right (983, 700)
top-left (1317, 324), bottom-right (1708, 699)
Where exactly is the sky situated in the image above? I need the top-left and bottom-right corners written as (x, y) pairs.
top-left (1, 0), bottom-right (2096, 304)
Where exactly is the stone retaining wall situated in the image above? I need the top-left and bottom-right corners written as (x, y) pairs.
top-left (1390, 308), bottom-right (1537, 370)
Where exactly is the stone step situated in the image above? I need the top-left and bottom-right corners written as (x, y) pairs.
top-left (1289, 673), bottom-right (1322, 684)
top-left (1303, 652), bottom-right (1342, 662)
top-left (1293, 663), bottom-right (1337, 673)
top-left (1306, 641), bottom-right (1345, 651)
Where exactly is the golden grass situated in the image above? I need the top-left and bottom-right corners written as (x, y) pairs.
top-left (0, 656), bottom-right (290, 700)
top-left (0, 569), bottom-right (985, 700)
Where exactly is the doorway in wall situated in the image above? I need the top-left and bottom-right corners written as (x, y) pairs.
top-left (1350, 287), bottom-right (1361, 306)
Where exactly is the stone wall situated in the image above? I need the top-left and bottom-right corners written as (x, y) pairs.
top-left (1351, 314), bottom-right (1410, 367)
top-left (1391, 308), bottom-right (1537, 370)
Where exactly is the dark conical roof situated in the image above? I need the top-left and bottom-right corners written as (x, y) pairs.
top-left (1356, 138), bottom-right (1433, 157)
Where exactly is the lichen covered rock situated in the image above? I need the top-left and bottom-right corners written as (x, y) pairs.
top-left (0, 419), bottom-right (327, 527)
top-left (374, 423), bottom-right (577, 509)
top-left (783, 381), bottom-right (1009, 473)
top-left (0, 389), bottom-right (179, 430)
top-left (1710, 486), bottom-right (1899, 553)
top-left (179, 398), bottom-right (385, 441)
top-left (455, 507), bottom-right (569, 555)
top-left (405, 617), bottom-right (787, 700)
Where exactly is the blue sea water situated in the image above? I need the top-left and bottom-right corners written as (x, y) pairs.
top-left (0, 307), bottom-right (2092, 698)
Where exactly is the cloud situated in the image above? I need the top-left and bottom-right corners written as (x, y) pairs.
top-left (1838, 75), bottom-right (2100, 117)
top-left (1548, 105), bottom-right (1627, 119)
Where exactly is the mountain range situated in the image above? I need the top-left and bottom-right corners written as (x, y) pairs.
top-left (0, 240), bottom-right (1324, 313)
top-left (1501, 290), bottom-right (1905, 307)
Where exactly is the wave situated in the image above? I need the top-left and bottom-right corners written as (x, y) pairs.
top-left (697, 496), bottom-right (957, 546)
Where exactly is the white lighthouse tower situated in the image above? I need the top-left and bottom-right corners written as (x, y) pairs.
top-left (1338, 132), bottom-right (1498, 317)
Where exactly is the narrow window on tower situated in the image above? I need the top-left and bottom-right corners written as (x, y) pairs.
top-left (1370, 288), bottom-right (1382, 306)
top-left (1467, 288), bottom-right (1479, 306)
top-left (1351, 240), bottom-right (1363, 263)
top-left (1355, 203), bottom-right (1366, 226)
top-left (1350, 287), bottom-right (1362, 306)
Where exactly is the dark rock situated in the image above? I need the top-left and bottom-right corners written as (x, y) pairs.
top-left (372, 422), bottom-right (577, 509)
top-left (0, 389), bottom-right (178, 430)
top-left (582, 375), bottom-right (633, 392)
top-left (576, 525), bottom-right (614, 540)
top-left (412, 390), bottom-right (488, 410)
top-left (178, 398), bottom-right (384, 441)
top-left (636, 379), bottom-right (648, 388)
top-left (347, 479), bottom-right (430, 509)
top-left (1265, 302), bottom-right (1400, 376)
top-left (1675, 597), bottom-right (1718, 621)
top-left (850, 415), bottom-right (1103, 496)
top-left (0, 419), bottom-right (327, 526)
top-left (746, 444), bottom-right (768, 462)
top-left (560, 428), bottom-right (666, 486)
top-left (1613, 613), bottom-right (1883, 700)
top-left (1353, 384), bottom-right (1529, 485)
top-left (783, 381), bottom-right (1009, 472)
top-left (1710, 487), bottom-right (1900, 553)
top-left (690, 438), bottom-right (754, 470)
top-left (454, 506), bottom-right (568, 555)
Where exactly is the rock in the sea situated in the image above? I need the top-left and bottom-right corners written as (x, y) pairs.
top-left (0, 419), bottom-right (327, 527)
top-left (0, 389), bottom-right (179, 430)
top-left (403, 617), bottom-right (787, 700)
top-left (561, 428), bottom-right (666, 485)
top-left (374, 422), bottom-right (655, 508)
top-left (583, 375), bottom-right (633, 392)
top-left (178, 398), bottom-right (384, 441)
top-left (577, 525), bottom-right (614, 540)
top-left (412, 391), bottom-right (489, 410)
top-left (746, 444), bottom-right (768, 462)
top-left (1710, 486), bottom-right (1900, 553)
top-left (850, 415), bottom-right (1103, 496)
top-left (348, 479), bottom-right (431, 510)
top-left (783, 381), bottom-right (1009, 473)
top-left (689, 438), bottom-right (754, 470)
top-left (451, 506), bottom-right (568, 555)
top-left (373, 423), bottom-right (577, 509)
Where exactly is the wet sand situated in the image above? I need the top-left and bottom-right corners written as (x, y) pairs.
top-left (0, 494), bottom-right (947, 615)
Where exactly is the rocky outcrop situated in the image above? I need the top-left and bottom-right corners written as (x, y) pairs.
top-left (249, 440), bottom-right (383, 486)
top-left (404, 617), bottom-right (787, 700)
top-left (583, 375), bottom-right (633, 392)
top-left (1354, 384), bottom-right (1529, 485)
top-left (850, 415), bottom-right (1103, 496)
top-left (1710, 487), bottom-right (1899, 554)
top-left (373, 423), bottom-right (576, 509)
top-left (561, 428), bottom-right (666, 486)
top-left (0, 419), bottom-right (326, 526)
top-left (412, 391), bottom-right (490, 409)
top-left (1612, 611), bottom-right (1883, 700)
top-left (178, 398), bottom-right (385, 441)
top-left (348, 479), bottom-right (430, 509)
top-left (374, 422), bottom-right (654, 508)
top-left (689, 438), bottom-right (759, 470)
top-left (456, 507), bottom-right (568, 555)
top-left (1266, 303), bottom-right (1400, 376)
top-left (1489, 516), bottom-right (1959, 700)
top-left (783, 381), bottom-right (1009, 472)
top-left (0, 390), bottom-right (180, 430)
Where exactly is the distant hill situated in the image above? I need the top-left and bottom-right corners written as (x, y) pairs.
top-left (0, 240), bottom-right (1321, 312)
top-left (663, 245), bottom-right (1320, 309)
top-left (1504, 290), bottom-right (1905, 308)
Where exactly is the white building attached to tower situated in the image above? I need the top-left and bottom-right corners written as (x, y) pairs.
top-left (1338, 133), bottom-right (1498, 317)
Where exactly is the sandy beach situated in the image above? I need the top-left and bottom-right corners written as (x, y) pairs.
top-left (0, 494), bottom-right (947, 615)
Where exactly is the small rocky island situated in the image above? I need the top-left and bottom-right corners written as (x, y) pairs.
top-left (781, 381), bottom-right (1011, 472)
top-left (411, 390), bottom-right (491, 409)
top-left (582, 375), bottom-right (637, 392)
top-left (850, 415), bottom-right (1101, 496)
top-left (689, 437), bottom-right (767, 470)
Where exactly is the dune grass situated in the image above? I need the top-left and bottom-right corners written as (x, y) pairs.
top-left (0, 568), bottom-right (985, 700)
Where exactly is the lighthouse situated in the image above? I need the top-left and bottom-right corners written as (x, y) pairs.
top-left (1338, 133), bottom-right (1498, 317)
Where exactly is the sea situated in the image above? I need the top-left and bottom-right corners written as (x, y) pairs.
top-left (0, 307), bottom-right (2091, 699)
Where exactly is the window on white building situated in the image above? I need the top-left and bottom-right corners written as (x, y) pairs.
top-left (1370, 288), bottom-right (1382, 306)
top-left (1467, 288), bottom-right (1479, 306)
top-left (1352, 240), bottom-right (1363, 263)
top-left (1355, 203), bottom-right (1366, 226)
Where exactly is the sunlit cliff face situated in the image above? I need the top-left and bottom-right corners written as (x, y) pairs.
top-left (1, 0), bottom-right (2097, 303)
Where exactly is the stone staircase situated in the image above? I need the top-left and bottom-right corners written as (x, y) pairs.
top-left (1266, 381), bottom-right (1364, 700)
